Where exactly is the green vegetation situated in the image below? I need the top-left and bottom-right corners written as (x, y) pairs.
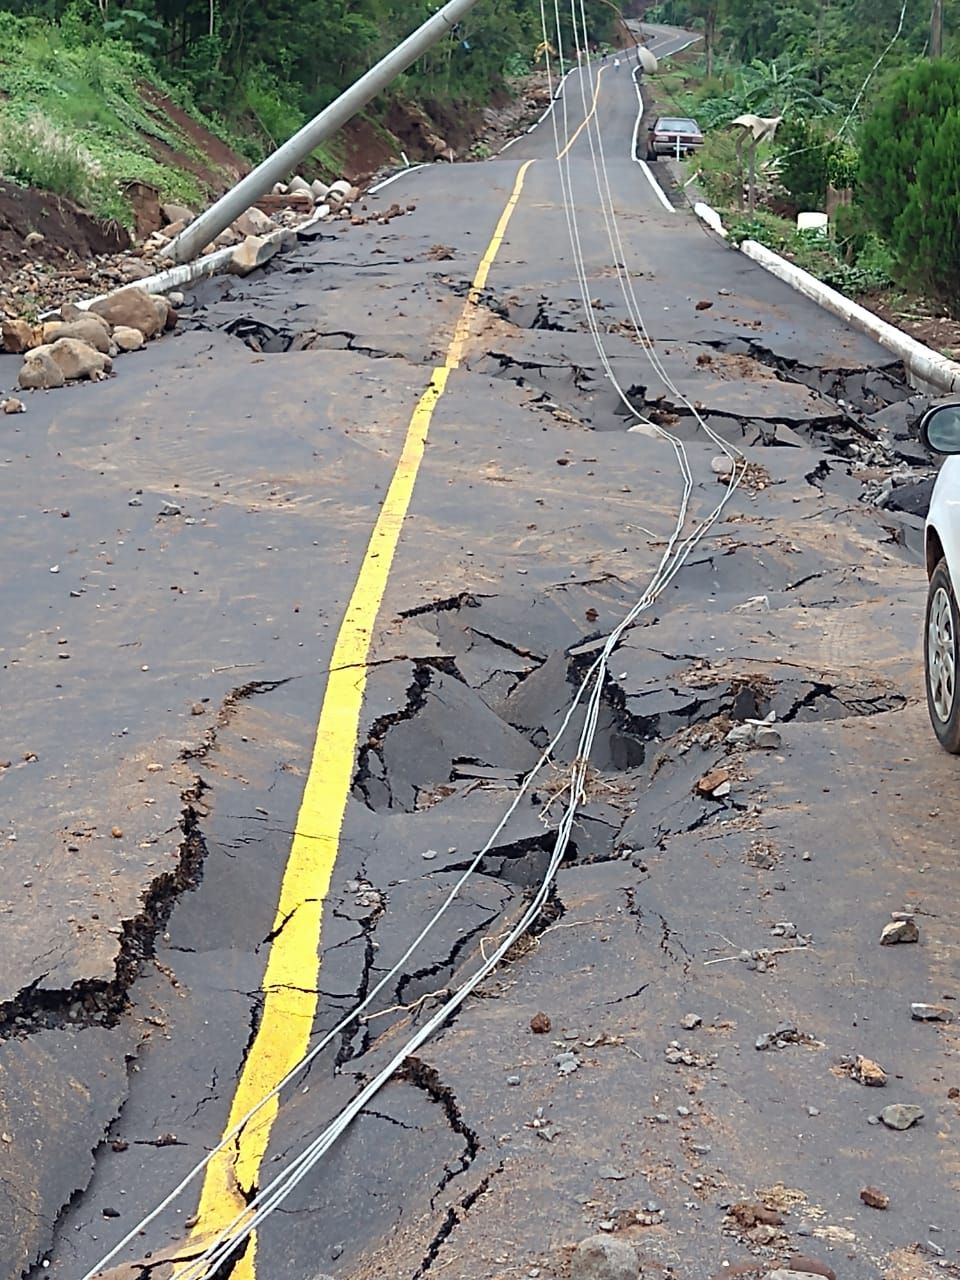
top-left (0, 0), bottom-right (615, 226)
top-left (650, 0), bottom-right (960, 313)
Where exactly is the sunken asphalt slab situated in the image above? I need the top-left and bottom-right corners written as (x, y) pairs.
top-left (1, 24), bottom-right (957, 1280)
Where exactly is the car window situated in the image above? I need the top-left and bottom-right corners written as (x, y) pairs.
top-left (657, 118), bottom-right (698, 132)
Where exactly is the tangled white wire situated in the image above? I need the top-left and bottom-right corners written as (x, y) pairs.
top-left (83, 16), bottom-right (748, 1280)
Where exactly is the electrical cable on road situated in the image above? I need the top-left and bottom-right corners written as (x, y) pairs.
top-left (82, 22), bottom-right (748, 1280)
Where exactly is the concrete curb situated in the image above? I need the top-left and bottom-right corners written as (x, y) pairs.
top-left (693, 201), bottom-right (960, 395)
top-left (38, 204), bottom-right (332, 321)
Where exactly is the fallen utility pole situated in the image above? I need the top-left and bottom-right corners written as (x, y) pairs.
top-left (164, 0), bottom-right (484, 264)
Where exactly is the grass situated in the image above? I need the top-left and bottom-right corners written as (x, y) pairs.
top-left (0, 12), bottom-right (239, 225)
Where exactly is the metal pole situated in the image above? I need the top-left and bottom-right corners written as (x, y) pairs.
top-left (165, 0), bottom-right (483, 263)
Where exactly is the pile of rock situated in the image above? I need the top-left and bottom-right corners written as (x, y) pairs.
top-left (2, 287), bottom-right (177, 391)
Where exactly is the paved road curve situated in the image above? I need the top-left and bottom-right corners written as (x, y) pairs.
top-left (0, 22), bottom-right (956, 1280)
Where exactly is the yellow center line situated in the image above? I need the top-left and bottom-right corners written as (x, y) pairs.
top-left (556, 62), bottom-right (607, 160)
top-left (182, 157), bottom-right (534, 1280)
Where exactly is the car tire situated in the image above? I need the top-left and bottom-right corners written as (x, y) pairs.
top-left (925, 559), bottom-right (960, 752)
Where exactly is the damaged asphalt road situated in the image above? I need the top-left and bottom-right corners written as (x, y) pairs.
top-left (1, 23), bottom-right (957, 1280)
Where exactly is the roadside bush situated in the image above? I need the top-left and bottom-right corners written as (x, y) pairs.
top-left (775, 116), bottom-right (835, 211)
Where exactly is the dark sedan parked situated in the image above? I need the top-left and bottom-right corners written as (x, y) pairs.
top-left (646, 116), bottom-right (704, 160)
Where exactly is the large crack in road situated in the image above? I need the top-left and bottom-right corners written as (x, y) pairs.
top-left (2, 32), bottom-right (957, 1280)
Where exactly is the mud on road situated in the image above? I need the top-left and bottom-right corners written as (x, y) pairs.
top-left (1, 45), bottom-right (958, 1280)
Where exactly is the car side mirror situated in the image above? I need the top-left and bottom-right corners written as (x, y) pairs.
top-left (920, 403), bottom-right (960, 454)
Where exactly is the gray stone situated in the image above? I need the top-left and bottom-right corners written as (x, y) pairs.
top-left (46, 337), bottom-right (111, 381)
top-left (570, 1235), bottom-right (638, 1280)
top-left (161, 201), bottom-right (195, 225)
top-left (880, 1103), bottom-right (924, 1131)
top-left (232, 207), bottom-right (276, 238)
top-left (113, 325), bottom-right (145, 352)
top-left (598, 1165), bottom-right (626, 1180)
top-left (681, 1013), bottom-right (702, 1030)
top-left (90, 287), bottom-right (164, 340)
top-left (42, 317), bottom-right (114, 354)
top-left (158, 501), bottom-right (182, 517)
top-left (880, 918), bottom-right (919, 945)
top-left (18, 347), bottom-right (65, 390)
top-left (911, 1002), bottom-right (953, 1022)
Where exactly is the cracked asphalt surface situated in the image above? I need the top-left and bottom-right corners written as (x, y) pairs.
top-left (1, 23), bottom-right (958, 1280)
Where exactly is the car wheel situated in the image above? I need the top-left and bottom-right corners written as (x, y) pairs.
top-left (925, 559), bottom-right (960, 752)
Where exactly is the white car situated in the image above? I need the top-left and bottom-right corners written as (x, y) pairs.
top-left (921, 403), bottom-right (960, 751)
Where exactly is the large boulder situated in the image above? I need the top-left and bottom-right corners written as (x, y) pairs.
top-left (46, 337), bottom-right (112, 381)
top-left (232, 207), bottom-right (275, 238)
top-left (90, 287), bottom-right (163, 340)
top-left (161, 202), bottom-right (195, 225)
top-left (2, 318), bottom-right (38, 354)
top-left (42, 317), bottom-right (114, 354)
top-left (18, 348), bottom-right (66, 390)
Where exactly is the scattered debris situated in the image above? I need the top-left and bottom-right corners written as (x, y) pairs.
top-left (755, 1022), bottom-right (811, 1051)
top-left (879, 1103), bottom-right (924, 1130)
top-left (860, 1185), bottom-right (889, 1209)
top-left (726, 711), bottom-right (781, 750)
top-left (555, 1049), bottom-right (580, 1075)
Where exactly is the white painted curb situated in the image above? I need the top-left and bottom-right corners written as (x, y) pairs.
top-left (693, 201), bottom-right (960, 394)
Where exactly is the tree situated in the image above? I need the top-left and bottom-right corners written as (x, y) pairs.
top-left (896, 107), bottom-right (960, 309)
top-left (859, 59), bottom-right (960, 244)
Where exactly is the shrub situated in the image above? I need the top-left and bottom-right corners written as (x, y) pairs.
top-left (0, 111), bottom-right (101, 205)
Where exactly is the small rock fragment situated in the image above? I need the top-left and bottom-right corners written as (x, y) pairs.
top-left (570, 1234), bottom-right (638, 1280)
top-left (695, 299), bottom-right (713, 311)
top-left (696, 766), bottom-right (730, 797)
top-left (852, 1054), bottom-right (887, 1087)
top-left (530, 1011), bottom-right (551, 1034)
top-left (113, 325), bottom-right (145, 352)
top-left (880, 918), bottom-right (919, 945)
top-left (785, 1257), bottom-right (836, 1279)
top-left (911, 1002), bottom-right (953, 1022)
top-left (158, 501), bottom-right (182, 517)
top-left (598, 1165), bottom-right (626, 1180)
top-left (111, 827), bottom-right (123, 839)
top-left (681, 1013), bottom-right (702, 1030)
top-left (711, 454), bottom-right (734, 477)
top-left (1, 397), bottom-right (25, 414)
top-left (860, 1185), bottom-right (889, 1209)
top-left (880, 1102), bottom-right (924, 1130)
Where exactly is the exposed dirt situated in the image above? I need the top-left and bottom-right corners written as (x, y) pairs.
top-left (0, 180), bottom-right (130, 275)
top-left (138, 85), bottom-right (249, 190)
top-left (861, 289), bottom-right (960, 358)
